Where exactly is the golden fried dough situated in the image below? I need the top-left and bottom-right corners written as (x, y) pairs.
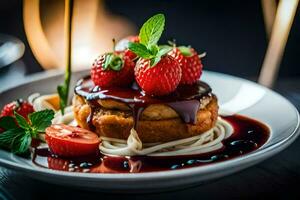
top-left (73, 94), bottom-right (218, 143)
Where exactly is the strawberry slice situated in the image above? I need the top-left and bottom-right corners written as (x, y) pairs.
top-left (45, 124), bottom-right (100, 157)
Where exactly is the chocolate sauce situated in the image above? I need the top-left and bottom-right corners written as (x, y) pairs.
top-left (32, 115), bottom-right (270, 173)
top-left (74, 76), bottom-right (212, 126)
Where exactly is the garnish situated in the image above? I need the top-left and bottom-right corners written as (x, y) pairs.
top-left (91, 52), bottom-right (135, 88)
top-left (177, 46), bottom-right (193, 56)
top-left (103, 53), bottom-right (124, 71)
top-left (168, 46), bottom-right (203, 85)
top-left (57, 0), bottom-right (74, 115)
top-left (128, 13), bottom-right (172, 67)
top-left (0, 99), bottom-right (34, 120)
top-left (45, 124), bottom-right (100, 157)
top-left (0, 109), bottom-right (55, 156)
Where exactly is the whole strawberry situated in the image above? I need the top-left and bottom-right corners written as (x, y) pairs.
top-left (91, 52), bottom-right (135, 87)
top-left (128, 14), bottom-right (182, 96)
top-left (0, 99), bottom-right (34, 119)
top-left (135, 55), bottom-right (181, 96)
top-left (169, 46), bottom-right (203, 85)
top-left (115, 35), bottom-right (139, 60)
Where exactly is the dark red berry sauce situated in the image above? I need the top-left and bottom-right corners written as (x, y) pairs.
top-left (32, 115), bottom-right (270, 173)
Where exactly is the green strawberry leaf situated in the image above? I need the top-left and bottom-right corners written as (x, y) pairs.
top-left (157, 46), bottom-right (172, 57)
top-left (103, 54), bottom-right (124, 71)
top-left (0, 116), bottom-right (18, 130)
top-left (14, 112), bottom-right (30, 130)
top-left (150, 56), bottom-right (162, 67)
top-left (110, 56), bottom-right (123, 71)
top-left (128, 42), bottom-right (154, 59)
top-left (178, 46), bottom-right (193, 56)
top-left (28, 109), bottom-right (55, 133)
top-left (139, 13), bottom-right (165, 48)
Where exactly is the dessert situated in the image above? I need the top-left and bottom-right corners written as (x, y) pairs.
top-left (0, 13), bottom-right (270, 174)
top-left (73, 13), bottom-right (219, 145)
top-left (73, 79), bottom-right (218, 143)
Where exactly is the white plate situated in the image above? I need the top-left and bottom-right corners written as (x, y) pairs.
top-left (0, 70), bottom-right (299, 192)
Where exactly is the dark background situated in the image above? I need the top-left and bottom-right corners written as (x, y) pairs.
top-left (0, 0), bottom-right (299, 78)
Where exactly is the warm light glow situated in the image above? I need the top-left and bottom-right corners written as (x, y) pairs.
top-left (23, 0), bottom-right (135, 70)
top-left (73, 46), bottom-right (98, 70)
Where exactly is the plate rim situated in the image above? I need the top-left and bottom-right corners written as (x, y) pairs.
top-left (0, 70), bottom-right (299, 182)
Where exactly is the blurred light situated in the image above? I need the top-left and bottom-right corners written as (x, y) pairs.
top-left (23, 0), bottom-right (135, 70)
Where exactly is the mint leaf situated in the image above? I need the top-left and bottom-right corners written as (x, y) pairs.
top-left (128, 42), bottom-right (154, 59)
top-left (178, 46), bottom-right (192, 56)
top-left (0, 116), bottom-right (18, 130)
top-left (14, 112), bottom-right (30, 130)
top-left (0, 128), bottom-right (25, 151)
top-left (13, 132), bottom-right (31, 155)
top-left (0, 109), bottom-right (54, 156)
top-left (149, 46), bottom-right (172, 67)
top-left (139, 13), bottom-right (165, 48)
top-left (149, 45), bottom-right (159, 55)
top-left (29, 109), bottom-right (55, 133)
top-left (103, 54), bottom-right (123, 71)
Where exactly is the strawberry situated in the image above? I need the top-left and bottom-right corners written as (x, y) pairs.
top-left (135, 55), bottom-right (181, 96)
top-left (127, 14), bottom-right (182, 96)
top-left (91, 52), bottom-right (135, 87)
top-left (0, 99), bottom-right (34, 120)
top-left (45, 124), bottom-right (100, 157)
top-left (115, 35), bottom-right (139, 60)
top-left (168, 46), bottom-right (203, 85)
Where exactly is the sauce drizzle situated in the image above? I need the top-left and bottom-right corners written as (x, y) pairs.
top-left (32, 115), bottom-right (270, 173)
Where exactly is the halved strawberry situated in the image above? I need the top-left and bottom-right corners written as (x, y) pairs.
top-left (45, 124), bottom-right (100, 157)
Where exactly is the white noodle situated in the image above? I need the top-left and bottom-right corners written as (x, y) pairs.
top-left (100, 117), bottom-right (233, 157)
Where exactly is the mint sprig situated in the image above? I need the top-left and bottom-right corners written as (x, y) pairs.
top-left (0, 109), bottom-right (55, 156)
top-left (128, 13), bottom-right (171, 67)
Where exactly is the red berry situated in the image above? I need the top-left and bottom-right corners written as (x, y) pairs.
top-left (135, 55), bottom-right (182, 96)
top-left (91, 52), bottom-right (135, 87)
top-left (115, 35), bottom-right (139, 60)
top-left (45, 124), bottom-right (100, 157)
top-left (169, 47), bottom-right (203, 85)
top-left (0, 99), bottom-right (34, 119)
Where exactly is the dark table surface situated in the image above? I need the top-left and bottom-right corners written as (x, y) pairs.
top-left (0, 63), bottom-right (300, 200)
